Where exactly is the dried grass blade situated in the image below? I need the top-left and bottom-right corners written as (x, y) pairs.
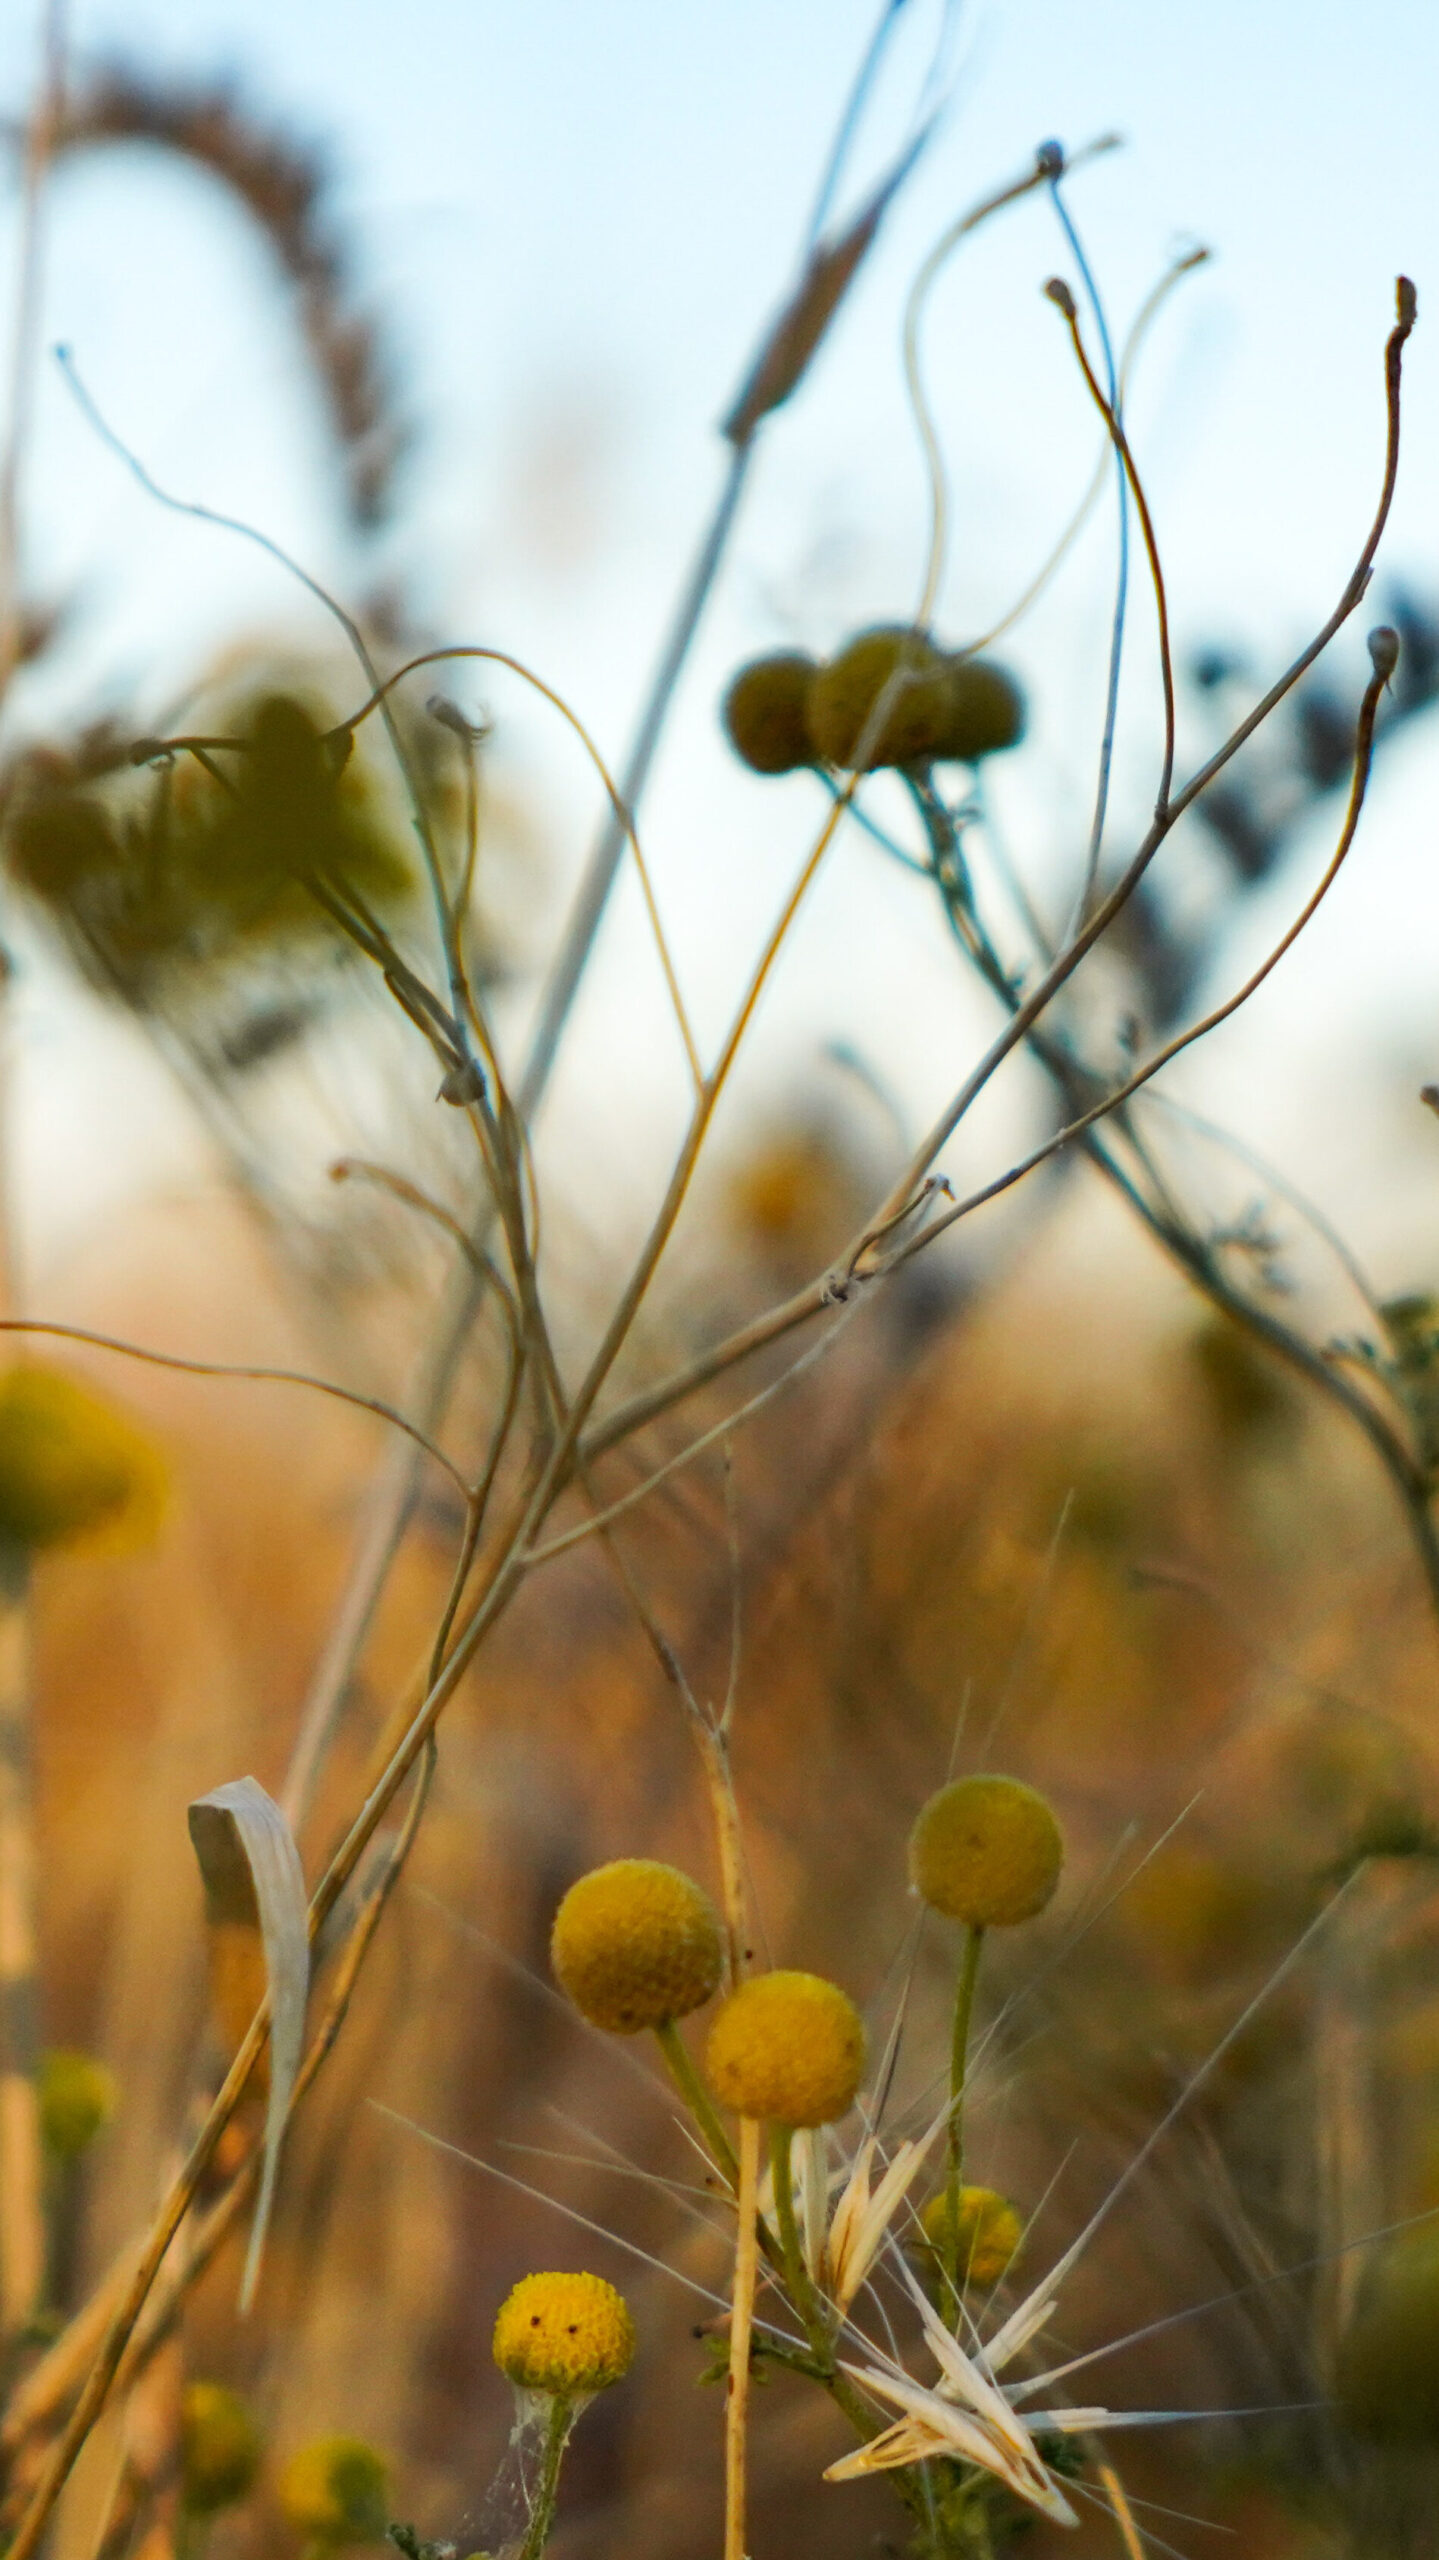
top-left (187, 1777), bottom-right (308, 2312)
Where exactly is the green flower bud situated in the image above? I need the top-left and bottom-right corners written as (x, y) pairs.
top-left (38, 2048), bottom-right (118, 2159)
top-left (278, 2438), bottom-right (390, 2547)
top-left (181, 2382), bottom-right (263, 2513)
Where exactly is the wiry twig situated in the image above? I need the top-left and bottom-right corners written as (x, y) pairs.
top-left (0, 1318), bottom-right (471, 1500)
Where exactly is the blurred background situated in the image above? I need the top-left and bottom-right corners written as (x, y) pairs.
top-left (3, 3), bottom-right (1439, 2556)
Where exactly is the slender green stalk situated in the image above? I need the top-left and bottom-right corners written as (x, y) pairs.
top-left (653, 2017), bottom-right (740, 2194)
top-left (516, 2395), bottom-right (572, 2560)
top-left (941, 1924), bottom-right (985, 2314)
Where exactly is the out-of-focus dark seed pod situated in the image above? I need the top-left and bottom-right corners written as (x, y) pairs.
top-left (1337, 2231), bottom-right (1439, 2442)
top-left (932, 658), bottom-right (1026, 763)
top-left (806, 627), bottom-right (952, 770)
top-left (722, 653), bottom-right (818, 775)
top-left (181, 2383), bottom-right (263, 2514)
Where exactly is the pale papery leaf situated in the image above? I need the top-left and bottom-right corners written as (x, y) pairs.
top-left (188, 1774), bottom-right (309, 2312)
top-left (796, 2126), bottom-right (829, 2284)
top-left (835, 2363), bottom-right (1079, 2524)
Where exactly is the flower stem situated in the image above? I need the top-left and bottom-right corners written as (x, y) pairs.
top-left (941, 1924), bottom-right (985, 2318)
top-left (653, 2017), bottom-right (740, 2192)
top-left (653, 2019), bottom-right (784, 2276)
top-left (769, 2125), bottom-right (828, 2347)
top-left (517, 2394), bottom-right (572, 2560)
top-left (725, 2115), bottom-right (761, 2560)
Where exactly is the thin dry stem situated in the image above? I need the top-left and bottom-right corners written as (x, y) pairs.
top-left (725, 2115), bottom-right (761, 2560)
top-left (903, 134), bottom-right (1120, 632)
top-left (0, 1317), bottom-right (472, 1502)
top-left (335, 643), bottom-right (704, 1094)
top-left (0, 1558), bottom-right (41, 2338)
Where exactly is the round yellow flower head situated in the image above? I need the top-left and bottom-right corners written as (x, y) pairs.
top-left (918, 2186), bottom-right (1023, 2290)
top-left (0, 1365), bottom-right (166, 1554)
top-left (705, 1970), bottom-right (865, 2127)
top-left (277, 2437), bottom-right (389, 2546)
top-left (550, 1859), bottom-right (723, 2034)
top-left (38, 2049), bottom-right (118, 2160)
top-left (909, 1776), bottom-right (1063, 1928)
top-left (723, 653), bottom-right (818, 775)
top-left (180, 2382), bottom-right (263, 2514)
top-left (492, 2271), bottom-right (637, 2399)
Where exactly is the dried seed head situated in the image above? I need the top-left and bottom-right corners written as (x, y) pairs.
top-left (723, 653), bottom-right (818, 775)
top-left (277, 2438), bottom-right (390, 2546)
top-left (181, 2383), bottom-right (263, 2514)
top-left (705, 1970), bottom-right (865, 2126)
top-left (806, 627), bottom-right (953, 770)
top-left (6, 691), bottom-right (414, 1005)
top-left (933, 658), bottom-right (1026, 763)
top-left (917, 2185), bottom-right (1023, 2289)
top-left (492, 2271), bottom-right (636, 2397)
top-left (550, 1859), bottom-right (723, 2034)
top-left (37, 2049), bottom-right (118, 2159)
top-left (909, 1777), bottom-right (1063, 1927)
top-left (0, 1365), bottom-right (166, 1553)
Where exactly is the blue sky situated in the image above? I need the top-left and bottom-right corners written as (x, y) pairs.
top-left (3, 0), bottom-right (1439, 1288)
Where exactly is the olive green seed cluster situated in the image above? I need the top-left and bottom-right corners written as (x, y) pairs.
top-left (909, 1775), bottom-right (1063, 1928)
top-left (1336, 2230), bottom-right (1439, 2444)
top-left (492, 2271), bottom-right (637, 2397)
top-left (705, 1969), bottom-right (865, 2127)
top-left (551, 1858), bottom-right (723, 2033)
top-left (722, 626), bottom-right (1024, 776)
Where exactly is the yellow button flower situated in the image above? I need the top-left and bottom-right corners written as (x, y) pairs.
top-left (492, 2272), bottom-right (636, 2398)
top-left (705, 1970), bottom-right (865, 2127)
top-left (909, 1777), bottom-right (1063, 1928)
top-left (551, 1859), bottom-right (722, 2034)
top-left (918, 2186), bottom-right (1023, 2290)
